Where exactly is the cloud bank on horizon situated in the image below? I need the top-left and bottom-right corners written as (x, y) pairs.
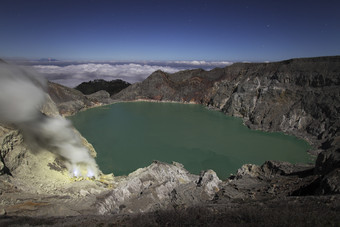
top-left (32, 61), bottom-right (233, 88)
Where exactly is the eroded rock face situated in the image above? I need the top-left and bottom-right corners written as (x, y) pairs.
top-left (85, 90), bottom-right (112, 105)
top-left (112, 69), bottom-right (225, 103)
top-left (96, 161), bottom-right (221, 215)
top-left (47, 82), bottom-right (114, 116)
top-left (219, 62), bottom-right (340, 148)
top-left (217, 161), bottom-right (317, 200)
top-left (315, 139), bottom-right (340, 175)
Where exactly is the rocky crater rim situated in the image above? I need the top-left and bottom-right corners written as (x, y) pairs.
top-left (60, 56), bottom-right (340, 177)
top-left (0, 56), bottom-right (339, 220)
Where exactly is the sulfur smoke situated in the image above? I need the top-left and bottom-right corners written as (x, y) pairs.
top-left (0, 63), bottom-right (99, 178)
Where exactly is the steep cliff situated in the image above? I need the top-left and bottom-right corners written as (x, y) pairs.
top-left (209, 57), bottom-right (340, 148)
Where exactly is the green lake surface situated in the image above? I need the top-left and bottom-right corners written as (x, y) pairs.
top-left (69, 102), bottom-right (313, 179)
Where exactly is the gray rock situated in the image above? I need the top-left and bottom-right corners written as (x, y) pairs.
top-left (96, 161), bottom-right (221, 215)
top-left (85, 90), bottom-right (111, 104)
top-left (0, 161), bottom-right (4, 173)
top-left (48, 82), bottom-right (114, 116)
top-left (318, 168), bottom-right (340, 194)
top-left (315, 139), bottom-right (340, 175)
top-left (0, 209), bottom-right (6, 216)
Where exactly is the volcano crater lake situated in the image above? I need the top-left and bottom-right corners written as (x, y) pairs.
top-left (69, 102), bottom-right (313, 179)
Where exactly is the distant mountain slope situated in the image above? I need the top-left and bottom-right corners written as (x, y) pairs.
top-left (75, 79), bottom-right (131, 96)
top-left (48, 81), bottom-right (113, 115)
top-left (112, 68), bottom-right (226, 103)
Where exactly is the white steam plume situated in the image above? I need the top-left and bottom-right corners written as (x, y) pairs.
top-left (0, 63), bottom-right (99, 178)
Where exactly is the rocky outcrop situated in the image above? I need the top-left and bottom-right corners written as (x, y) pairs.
top-left (212, 58), bottom-right (340, 148)
top-left (48, 81), bottom-right (114, 116)
top-left (222, 161), bottom-right (317, 199)
top-left (85, 90), bottom-right (112, 104)
top-left (96, 161), bottom-right (221, 215)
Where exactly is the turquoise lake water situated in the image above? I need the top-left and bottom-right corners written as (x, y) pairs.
top-left (69, 102), bottom-right (313, 179)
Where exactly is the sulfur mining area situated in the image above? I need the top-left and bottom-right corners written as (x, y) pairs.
top-left (0, 58), bottom-right (340, 226)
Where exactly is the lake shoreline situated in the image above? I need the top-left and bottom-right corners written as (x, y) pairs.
top-left (69, 102), bottom-right (313, 179)
top-left (67, 97), bottom-right (319, 156)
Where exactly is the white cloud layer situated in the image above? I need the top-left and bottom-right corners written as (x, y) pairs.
top-left (33, 61), bottom-right (233, 88)
top-left (171, 60), bottom-right (233, 66)
top-left (33, 63), bottom-right (180, 87)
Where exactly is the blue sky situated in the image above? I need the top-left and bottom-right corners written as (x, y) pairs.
top-left (1, 0), bottom-right (339, 61)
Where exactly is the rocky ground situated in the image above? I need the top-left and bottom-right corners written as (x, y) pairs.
top-left (0, 56), bottom-right (339, 226)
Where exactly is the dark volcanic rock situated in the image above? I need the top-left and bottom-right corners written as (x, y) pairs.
top-left (215, 161), bottom-right (317, 201)
top-left (75, 79), bottom-right (130, 96)
top-left (316, 145), bottom-right (340, 175)
top-left (48, 81), bottom-right (113, 115)
top-left (113, 68), bottom-right (225, 103)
